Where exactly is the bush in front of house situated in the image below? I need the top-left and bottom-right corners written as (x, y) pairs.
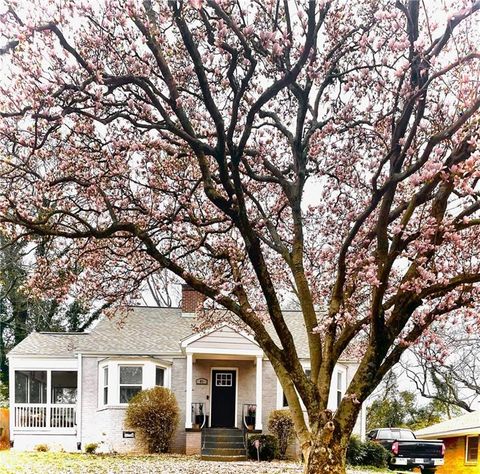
top-left (268, 409), bottom-right (295, 459)
top-left (124, 386), bottom-right (179, 453)
top-left (34, 443), bottom-right (49, 452)
top-left (247, 434), bottom-right (279, 461)
top-left (84, 442), bottom-right (99, 454)
top-left (346, 436), bottom-right (390, 468)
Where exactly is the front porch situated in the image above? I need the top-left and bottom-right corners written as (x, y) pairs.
top-left (181, 325), bottom-right (264, 457)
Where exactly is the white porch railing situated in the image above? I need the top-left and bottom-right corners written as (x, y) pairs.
top-left (50, 405), bottom-right (76, 428)
top-left (15, 404), bottom-right (47, 428)
top-left (14, 404), bottom-right (76, 429)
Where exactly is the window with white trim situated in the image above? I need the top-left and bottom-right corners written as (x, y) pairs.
top-left (103, 366), bottom-right (109, 405)
top-left (336, 371), bottom-right (343, 408)
top-left (155, 367), bottom-right (165, 386)
top-left (215, 372), bottom-right (232, 387)
top-left (466, 436), bottom-right (479, 464)
top-left (119, 366), bottom-right (143, 403)
top-left (281, 367), bottom-right (310, 408)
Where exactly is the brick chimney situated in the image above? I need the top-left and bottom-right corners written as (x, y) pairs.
top-left (181, 285), bottom-right (205, 317)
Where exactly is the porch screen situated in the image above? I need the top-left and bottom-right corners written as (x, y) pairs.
top-left (14, 371), bottom-right (47, 403)
top-left (51, 371), bottom-right (77, 404)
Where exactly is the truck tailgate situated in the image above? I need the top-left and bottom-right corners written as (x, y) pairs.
top-left (397, 440), bottom-right (443, 458)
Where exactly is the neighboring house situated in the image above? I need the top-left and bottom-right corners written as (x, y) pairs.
top-left (7, 286), bottom-right (366, 455)
top-left (416, 411), bottom-right (480, 474)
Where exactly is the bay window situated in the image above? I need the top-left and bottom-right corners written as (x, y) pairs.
top-left (103, 366), bottom-right (109, 405)
top-left (99, 361), bottom-right (170, 406)
top-left (155, 366), bottom-right (165, 386)
top-left (119, 366), bottom-right (143, 403)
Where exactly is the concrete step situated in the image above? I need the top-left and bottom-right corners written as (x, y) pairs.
top-left (204, 435), bottom-right (244, 443)
top-left (200, 454), bottom-right (248, 462)
top-left (201, 428), bottom-right (247, 462)
top-left (203, 441), bottom-right (245, 449)
top-left (202, 447), bottom-right (246, 456)
top-left (204, 428), bottom-right (242, 435)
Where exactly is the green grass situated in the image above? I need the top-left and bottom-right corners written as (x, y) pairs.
top-left (0, 451), bottom-right (392, 473)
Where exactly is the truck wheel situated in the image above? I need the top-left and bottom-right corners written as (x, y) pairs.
top-left (421, 469), bottom-right (436, 474)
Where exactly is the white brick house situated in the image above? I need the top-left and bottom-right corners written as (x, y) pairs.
top-left (7, 287), bottom-right (366, 454)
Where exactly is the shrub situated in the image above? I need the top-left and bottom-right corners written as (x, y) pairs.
top-left (346, 436), bottom-right (389, 468)
top-left (346, 436), bottom-right (364, 465)
top-left (361, 440), bottom-right (390, 467)
top-left (247, 434), bottom-right (278, 461)
top-left (34, 443), bottom-right (49, 452)
top-left (268, 409), bottom-right (295, 459)
top-left (124, 386), bottom-right (179, 453)
top-left (84, 442), bottom-right (99, 454)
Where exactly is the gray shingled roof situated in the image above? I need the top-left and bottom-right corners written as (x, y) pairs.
top-left (8, 307), bottom-right (193, 357)
top-left (7, 306), bottom-right (343, 360)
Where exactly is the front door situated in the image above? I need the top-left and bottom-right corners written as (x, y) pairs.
top-left (211, 370), bottom-right (236, 427)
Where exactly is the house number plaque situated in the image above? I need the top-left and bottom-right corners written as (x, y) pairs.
top-left (196, 378), bottom-right (208, 385)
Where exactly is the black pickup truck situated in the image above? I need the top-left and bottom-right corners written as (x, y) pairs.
top-left (367, 428), bottom-right (445, 473)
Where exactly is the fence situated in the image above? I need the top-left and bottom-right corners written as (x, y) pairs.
top-left (0, 408), bottom-right (9, 450)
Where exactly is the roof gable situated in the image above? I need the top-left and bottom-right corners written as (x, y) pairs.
top-left (182, 324), bottom-right (260, 353)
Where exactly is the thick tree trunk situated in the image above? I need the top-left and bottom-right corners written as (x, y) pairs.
top-left (302, 431), bottom-right (348, 474)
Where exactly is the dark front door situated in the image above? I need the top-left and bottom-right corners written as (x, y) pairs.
top-left (211, 370), bottom-right (236, 427)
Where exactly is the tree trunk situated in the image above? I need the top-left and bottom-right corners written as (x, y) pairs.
top-left (303, 432), bottom-right (348, 474)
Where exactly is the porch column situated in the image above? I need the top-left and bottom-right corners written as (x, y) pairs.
top-left (185, 352), bottom-right (193, 429)
top-left (46, 370), bottom-right (51, 429)
top-left (255, 355), bottom-right (263, 430)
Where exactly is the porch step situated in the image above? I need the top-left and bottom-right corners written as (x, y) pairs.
top-left (203, 435), bottom-right (244, 443)
top-left (201, 454), bottom-right (248, 462)
top-left (204, 441), bottom-right (245, 449)
top-left (202, 447), bottom-right (246, 456)
top-left (201, 428), bottom-right (247, 462)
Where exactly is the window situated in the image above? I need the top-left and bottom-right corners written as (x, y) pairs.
top-left (466, 436), bottom-right (479, 464)
top-left (280, 367), bottom-right (310, 408)
top-left (155, 367), bottom-right (165, 386)
top-left (336, 371), bottom-right (343, 408)
top-left (14, 371), bottom-right (47, 403)
top-left (103, 367), bottom-right (109, 405)
top-left (215, 372), bottom-right (232, 387)
top-left (119, 366), bottom-right (143, 403)
top-left (399, 430), bottom-right (415, 440)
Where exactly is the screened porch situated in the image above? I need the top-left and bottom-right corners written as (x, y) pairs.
top-left (13, 370), bottom-right (77, 429)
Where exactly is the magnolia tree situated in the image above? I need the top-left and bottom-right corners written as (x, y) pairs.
top-left (0, 0), bottom-right (480, 472)
top-left (405, 326), bottom-right (480, 413)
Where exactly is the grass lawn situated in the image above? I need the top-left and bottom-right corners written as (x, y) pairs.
top-left (0, 451), bottom-right (392, 474)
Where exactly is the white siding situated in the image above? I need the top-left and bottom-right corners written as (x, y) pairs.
top-left (188, 326), bottom-right (258, 352)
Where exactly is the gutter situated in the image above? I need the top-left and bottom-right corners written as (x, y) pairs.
top-left (417, 428), bottom-right (480, 439)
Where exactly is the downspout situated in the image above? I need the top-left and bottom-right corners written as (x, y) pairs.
top-left (77, 353), bottom-right (82, 451)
